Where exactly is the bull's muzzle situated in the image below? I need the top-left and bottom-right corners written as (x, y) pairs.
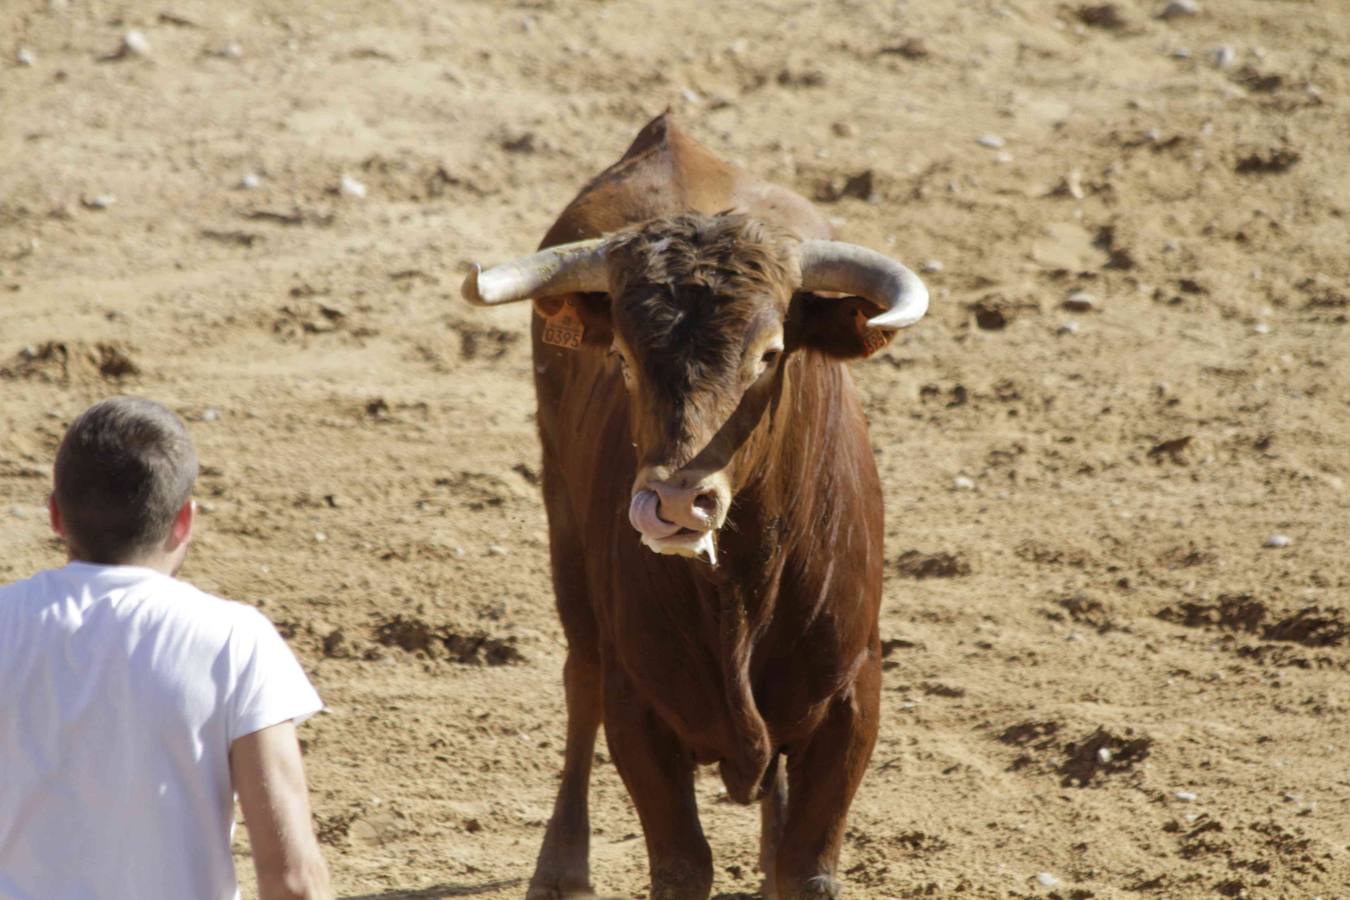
top-left (627, 473), bottom-right (729, 566)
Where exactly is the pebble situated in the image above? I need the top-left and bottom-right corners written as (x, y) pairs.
top-left (121, 30), bottom-right (150, 57)
top-left (16, 46), bottom-right (35, 66)
top-left (1057, 321), bottom-right (1080, 335)
top-left (486, 544), bottom-right (508, 557)
top-left (338, 175), bottom-right (367, 199)
top-left (1062, 168), bottom-right (1085, 200)
top-left (1211, 45), bottom-right (1235, 68)
top-left (1036, 872), bottom-right (1059, 887)
top-left (1263, 533), bottom-right (1291, 549)
top-left (1097, 747), bottom-right (1113, 763)
top-left (1158, 0), bottom-right (1199, 18)
top-left (920, 259), bottom-right (944, 273)
top-left (831, 121), bottom-right (857, 138)
top-left (1252, 322), bottom-right (1270, 335)
top-left (84, 194), bottom-right (116, 210)
top-left (1171, 47), bottom-right (1192, 59)
top-left (239, 172), bottom-right (261, 190)
top-left (314, 531), bottom-right (327, 543)
top-left (220, 41), bottom-right (243, 59)
top-left (1174, 790), bottom-right (1198, 802)
top-left (977, 134), bottom-right (1005, 150)
top-left (201, 407), bottom-right (220, 422)
top-left (1063, 290), bottom-right (1099, 312)
top-left (953, 475), bottom-right (976, 491)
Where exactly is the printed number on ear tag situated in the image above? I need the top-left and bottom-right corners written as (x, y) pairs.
top-left (542, 301), bottom-right (585, 349)
top-left (855, 309), bottom-right (889, 358)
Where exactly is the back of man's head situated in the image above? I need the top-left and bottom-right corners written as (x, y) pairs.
top-left (53, 396), bottom-right (199, 565)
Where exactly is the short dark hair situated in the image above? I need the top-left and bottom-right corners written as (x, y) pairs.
top-left (53, 396), bottom-right (198, 564)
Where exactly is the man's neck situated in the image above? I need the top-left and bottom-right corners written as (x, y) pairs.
top-left (69, 553), bottom-right (177, 576)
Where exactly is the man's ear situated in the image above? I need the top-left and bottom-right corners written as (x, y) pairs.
top-left (789, 292), bottom-right (897, 360)
top-left (48, 494), bottom-right (64, 538)
top-left (167, 498), bottom-right (195, 551)
top-left (532, 292), bottom-right (614, 351)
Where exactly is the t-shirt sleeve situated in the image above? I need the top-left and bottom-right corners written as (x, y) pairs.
top-left (226, 607), bottom-right (323, 744)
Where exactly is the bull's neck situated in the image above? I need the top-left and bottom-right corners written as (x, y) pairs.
top-left (708, 351), bottom-right (855, 585)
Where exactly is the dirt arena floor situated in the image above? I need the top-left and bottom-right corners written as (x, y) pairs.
top-left (3, 1), bottom-right (1348, 897)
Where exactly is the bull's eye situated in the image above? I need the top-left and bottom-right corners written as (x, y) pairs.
top-left (760, 349), bottom-right (781, 369)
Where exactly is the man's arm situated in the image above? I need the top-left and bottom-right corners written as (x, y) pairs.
top-left (230, 721), bottom-right (334, 900)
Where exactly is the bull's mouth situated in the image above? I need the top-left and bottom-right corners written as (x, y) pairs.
top-left (639, 529), bottom-right (718, 566)
top-left (629, 489), bottom-right (719, 566)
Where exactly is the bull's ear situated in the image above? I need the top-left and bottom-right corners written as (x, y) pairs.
top-left (533, 292), bottom-right (613, 350)
top-left (789, 292), bottom-right (896, 360)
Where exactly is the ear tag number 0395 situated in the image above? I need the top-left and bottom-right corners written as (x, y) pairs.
top-left (542, 300), bottom-right (585, 349)
top-left (855, 309), bottom-right (889, 358)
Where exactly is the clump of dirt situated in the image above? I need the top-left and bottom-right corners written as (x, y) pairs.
top-left (999, 719), bottom-right (1063, 750)
top-left (456, 324), bottom-right (520, 361)
top-left (1059, 726), bottom-right (1152, 787)
top-left (0, 341), bottom-right (140, 383)
top-left (1048, 594), bottom-right (1117, 633)
top-left (272, 302), bottom-right (369, 341)
top-left (1156, 594), bottom-right (1268, 634)
top-left (1015, 540), bottom-right (1095, 569)
top-left (1077, 3), bottom-right (1128, 30)
top-left (373, 614), bottom-right (524, 666)
top-left (1261, 607), bottom-right (1349, 647)
top-left (895, 549), bottom-right (972, 579)
top-left (1235, 147), bottom-right (1301, 174)
top-left (1157, 596), bottom-right (1348, 647)
top-left (999, 721), bottom-right (1150, 787)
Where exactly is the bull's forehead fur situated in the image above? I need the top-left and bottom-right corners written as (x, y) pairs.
top-left (606, 213), bottom-right (795, 390)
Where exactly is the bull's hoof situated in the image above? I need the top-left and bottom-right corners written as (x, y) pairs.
top-left (526, 879), bottom-right (599, 900)
top-left (779, 875), bottom-right (839, 900)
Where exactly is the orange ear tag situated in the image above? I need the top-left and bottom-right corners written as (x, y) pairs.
top-left (541, 300), bottom-right (585, 349)
top-left (855, 309), bottom-right (889, 358)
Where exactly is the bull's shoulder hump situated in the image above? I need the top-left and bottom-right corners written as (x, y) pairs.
top-left (540, 111), bottom-right (830, 246)
top-left (541, 112), bottom-right (733, 246)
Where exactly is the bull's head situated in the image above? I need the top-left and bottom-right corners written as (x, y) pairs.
top-left (462, 213), bottom-right (928, 566)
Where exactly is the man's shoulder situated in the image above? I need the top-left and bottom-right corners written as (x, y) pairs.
top-left (134, 576), bottom-right (276, 635)
top-left (0, 567), bottom-right (54, 596)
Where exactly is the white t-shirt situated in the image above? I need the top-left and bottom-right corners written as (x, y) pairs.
top-left (0, 562), bottom-right (323, 900)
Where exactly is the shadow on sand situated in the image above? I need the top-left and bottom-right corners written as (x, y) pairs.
top-left (346, 882), bottom-right (761, 900)
top-left (344, 879), bottom-right (524, 899)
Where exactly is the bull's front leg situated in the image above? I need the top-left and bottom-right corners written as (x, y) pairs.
top-left (773, 654), bottom-right (881, 899)
top-left (529, 469), bottom-right (604, 900)
top-left (528, 648), bottom-right (603, 900)
top-left (604, 665), bottom-right (713, 900)
top-left (758, 755), bottom-right (788, 900)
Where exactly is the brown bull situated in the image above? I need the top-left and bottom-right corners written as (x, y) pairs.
top-left (462, 113), bottom-right (928, 900)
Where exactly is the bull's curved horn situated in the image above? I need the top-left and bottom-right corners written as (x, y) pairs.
top-left (797, 240), bottom-right (929, 330)
top-left (461, 238), bottom-right (609, 306)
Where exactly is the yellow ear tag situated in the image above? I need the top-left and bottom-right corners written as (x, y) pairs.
top-left (855, 309), bottom-right (889, 358)
top-left (542, 300), bottom-right (585, 349)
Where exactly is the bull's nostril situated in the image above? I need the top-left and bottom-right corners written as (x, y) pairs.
top-left (693, 493), bottom-right (718, 515)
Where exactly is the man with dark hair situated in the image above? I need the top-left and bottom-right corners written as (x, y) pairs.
top-left (0, 396), bottom-right (333, 900)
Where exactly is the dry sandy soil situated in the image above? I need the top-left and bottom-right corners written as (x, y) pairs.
top-left (3, 0), bottom-right (1348, 897)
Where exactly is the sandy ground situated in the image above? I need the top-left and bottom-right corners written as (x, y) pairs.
top-left (3, 0), bottom-right (1349, 897)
